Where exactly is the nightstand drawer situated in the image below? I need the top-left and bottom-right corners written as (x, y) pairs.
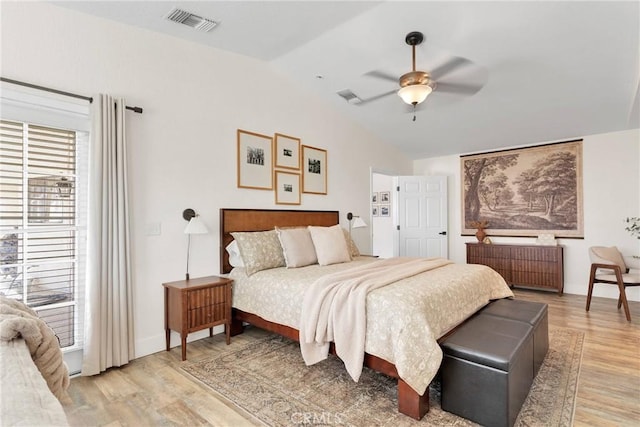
top-left (188, 303), bottom-right (228, 329)
top-left (187, 286), bottom-right (228, 309)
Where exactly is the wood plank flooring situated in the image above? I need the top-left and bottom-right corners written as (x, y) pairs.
top-left (63, 290), bottom-right (640, 426)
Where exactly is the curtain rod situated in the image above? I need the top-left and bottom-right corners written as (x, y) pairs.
top-left (1, 77), bottom-right (143, 114)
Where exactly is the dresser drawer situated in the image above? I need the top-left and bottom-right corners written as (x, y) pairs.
top-left (466, 243), bottom-right (563, 294)
top-left (187, 286), bottom-right (229, 309)
top-left (188, 302), bottom-right (228, 329)
top-left (468, 244), bottom-right (511, 259)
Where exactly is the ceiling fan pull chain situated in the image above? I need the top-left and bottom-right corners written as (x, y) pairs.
top-left (412, 104), bottom-right (417, 122)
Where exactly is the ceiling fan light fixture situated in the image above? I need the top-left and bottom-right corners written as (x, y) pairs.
top-left (398, 84), bottom-right (432, 105)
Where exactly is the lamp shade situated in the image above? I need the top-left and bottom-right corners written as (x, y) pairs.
top-left (352, 217), bottom-right (367, 229)
top-left (398, 84), bottom-right (432, 105)
top-left (184, 216), bottom-right (209, 235)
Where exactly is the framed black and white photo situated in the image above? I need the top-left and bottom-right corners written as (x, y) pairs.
top-left (275, 171), bottom-right (301, 205)
top-left (380, 191), bottom-right (390, 203)
top-left (380, 205), bottom-right (390, 217)
top-left (274, 133), bottom-right (300, 170)
top-left (302, 145), bottom-right (327, 194)
top-left (237, 129), bottom-right (273, 190)
top-left (372, 205), bottom-right (379, 217)
top-left (372, 192), bottom-right (378, 203)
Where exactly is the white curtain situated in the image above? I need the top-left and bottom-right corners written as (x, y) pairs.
top-left (82, 94), bottom-right (134, 375)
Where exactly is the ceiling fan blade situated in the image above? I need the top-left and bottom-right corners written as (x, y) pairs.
top-left (434, 82), bottom-right (483, 96)
top-left (363, 70), bottom-right (399, 83)
top-left (357, 89), bottom-right (398, 105)
top-left (429, 56), bottom-right (473, 81)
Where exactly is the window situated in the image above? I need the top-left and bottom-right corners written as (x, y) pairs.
top-left (0, 119), bottom-right (88, 350)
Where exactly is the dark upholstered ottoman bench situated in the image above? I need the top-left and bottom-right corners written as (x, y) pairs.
top-left (440, 315), bottom-right (534, 427)
top-left (480, 299), bottom-right (549, 376)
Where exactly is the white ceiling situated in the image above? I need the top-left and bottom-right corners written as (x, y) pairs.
top-left (54, 1), bottom-right (640, 158)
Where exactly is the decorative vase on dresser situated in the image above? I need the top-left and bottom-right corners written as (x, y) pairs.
top-left (470, 220), bottom-right (489, 243)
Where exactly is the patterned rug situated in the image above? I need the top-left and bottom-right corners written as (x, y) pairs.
top-left (182, 328), bottom-right (583, 426)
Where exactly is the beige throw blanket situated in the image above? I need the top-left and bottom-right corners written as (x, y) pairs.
top-left (0, 295), bottom-right (71, 403)
top-left (299, 257), bottom-right (453, 382)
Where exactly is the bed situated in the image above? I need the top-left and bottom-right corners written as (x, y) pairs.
top-left (220, 208), bottom-right (513, 420)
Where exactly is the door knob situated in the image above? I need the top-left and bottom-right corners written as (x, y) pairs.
top-left (438, 231), bottom-right (447, 235)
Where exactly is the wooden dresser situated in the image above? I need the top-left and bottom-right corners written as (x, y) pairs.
top-left (466, 243), bottom-right (564, 295)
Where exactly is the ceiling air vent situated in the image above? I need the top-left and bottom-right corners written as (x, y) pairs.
top-left (337, 89), bottom-right (362, 105)
top-left (165, 8), bottom-right (218, 32)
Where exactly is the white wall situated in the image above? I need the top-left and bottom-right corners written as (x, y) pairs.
top-left (1, 2), bottom-right (412, 358)
top-left (414, 129), bottom-right (640, 301)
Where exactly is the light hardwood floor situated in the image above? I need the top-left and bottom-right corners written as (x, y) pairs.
top-left (64, 289), bottom-right (640, 426)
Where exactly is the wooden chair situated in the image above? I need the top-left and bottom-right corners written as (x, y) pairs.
top-left (586, 246), bottom-right (640, 321)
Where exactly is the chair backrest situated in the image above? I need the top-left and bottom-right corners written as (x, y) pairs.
top-left (589, 246), bottom-right (627, 270)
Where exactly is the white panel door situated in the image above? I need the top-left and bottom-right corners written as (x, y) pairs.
top-left (398, 176), bottom-right (448, 258)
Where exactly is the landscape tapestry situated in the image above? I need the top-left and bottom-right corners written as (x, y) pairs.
top-left (461, 140), bottom-right (583, 238)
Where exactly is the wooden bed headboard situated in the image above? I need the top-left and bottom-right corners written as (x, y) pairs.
top-left (219, 208), bottom-right (340, 274)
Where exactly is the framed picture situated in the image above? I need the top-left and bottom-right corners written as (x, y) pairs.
top-left (372, 192), bottom-right (378, 203)
top-left (237, 129), bottom-right (273, 190)
top-left (275, 171), bottom-right (301, 205)
top-left (380, 191), bottom-right (390, 203)
top-left (380, 205), bottom-right (390, 217)
top-left (372, 205), bottom-right (379, 217)
top-left (461, 139), bottom-right (583, 238)
top-left (274, 133), bottom-right (300, 170)
top-left (302, 145), bottom-right (327, 194)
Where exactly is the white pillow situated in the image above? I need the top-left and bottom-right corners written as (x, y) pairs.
top-left (276, 227), bottom-right (318, 268)
top-left (225, 240), bottom-right (244, 268)
top-left (308, 225), bottom-right (351, 266)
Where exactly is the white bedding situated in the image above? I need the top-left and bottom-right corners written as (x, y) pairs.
top-left (230, 256), bottom-right (514, 395)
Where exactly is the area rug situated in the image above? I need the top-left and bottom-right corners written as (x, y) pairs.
top-left (182, 328), bottom-right (583, 426)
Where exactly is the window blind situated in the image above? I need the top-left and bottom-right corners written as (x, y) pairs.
top-left (0, 119), bottom-right (81, 348)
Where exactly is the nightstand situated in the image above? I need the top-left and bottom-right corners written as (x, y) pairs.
top-left (163, 275), bottom-right (233, 361)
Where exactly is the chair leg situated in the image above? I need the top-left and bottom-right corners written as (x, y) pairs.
top-left (586, 265), bottom-right (597, 312)
top-left (618, 283), bottom-right (631, 322)
top-left (617, 295), bottom-right (623, 309)
top-left (611, 268), bottom-right (632, 321)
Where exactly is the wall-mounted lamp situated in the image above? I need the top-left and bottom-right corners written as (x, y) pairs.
top-left (346, 212), bottom-right (368, 239)
top-left (56, 177), bottom-right (73, 198)
top-left (183, 208), bottom-right (209, 280)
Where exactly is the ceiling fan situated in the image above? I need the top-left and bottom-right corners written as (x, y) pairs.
top-left (362, 31), bottom-right (485, 119)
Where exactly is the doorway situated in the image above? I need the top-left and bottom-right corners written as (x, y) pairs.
top-left (371, 170), bottom-right (448, 258)
top-left (371, 170), bottom-right (396, 258)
